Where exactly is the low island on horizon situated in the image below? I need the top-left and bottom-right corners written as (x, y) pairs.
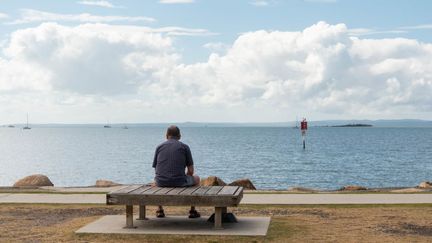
top-left (331, 124), bottom-right (373, 127)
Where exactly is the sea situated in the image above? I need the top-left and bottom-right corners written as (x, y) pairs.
top-left (1, 126), bottom-right (431, 190)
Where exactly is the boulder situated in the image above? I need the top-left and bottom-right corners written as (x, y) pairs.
top-left (340, 185), bottom-right (367, 191)
top-left (95, 179), bottom-right (121, 187)
top-left (418, 181), bottom-right (432, 189)
top-left (229, 178), bottom-right (256, 190)
top-left (13, 174), bottom-right (54, 187)
top-left (200, 176), bottom-right (226, 186)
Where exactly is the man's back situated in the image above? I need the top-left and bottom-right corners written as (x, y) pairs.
top-left (152, 139), bottom-right (193, 187)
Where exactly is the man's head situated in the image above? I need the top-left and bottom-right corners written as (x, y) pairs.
top-left (166, 125), bottom-right (181, 140)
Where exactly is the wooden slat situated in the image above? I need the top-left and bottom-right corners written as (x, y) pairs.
top-left (111, 185), bottom-right (142, 194)
top-left (166, 187), bottom-right (188, 195)
top-left (141, 186), bottom-right (163, 195)
top-left (205, 186), bottom-right (223, 195)
top-left (192, 186), bottom-right (211, 195)
top-left (233, 187), bottom-right (243, 197)
top-left (155, 187), bottom-right (175, 195)
top-left (130, 185), bottom-right (153, 195)
top-left (218, 186), bottom-right (239, 195)
top-left (179, 186), bottom-right (200, 195)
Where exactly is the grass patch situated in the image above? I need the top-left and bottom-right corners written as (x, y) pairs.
top-left (2, 204), bottom-right (432, 242)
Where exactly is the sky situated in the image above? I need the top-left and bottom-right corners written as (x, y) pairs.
top-left (0, 0), bottom-right (431, 124)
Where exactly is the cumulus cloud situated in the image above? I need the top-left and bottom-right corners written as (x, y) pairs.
top-left (7, 9), bottom-right (155, 25)
top-left (1, 21), bottom-right (432, 122)
top-left (1, 23), bottom-right (177, 95)
top-left (77, 0), bottom-right (124, 8)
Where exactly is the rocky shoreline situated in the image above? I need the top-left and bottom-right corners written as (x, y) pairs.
top-left (6, 174), bottom-right (432, 193)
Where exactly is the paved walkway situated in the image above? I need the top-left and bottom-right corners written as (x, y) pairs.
top-left (1, 193), bottom-right (432, 205)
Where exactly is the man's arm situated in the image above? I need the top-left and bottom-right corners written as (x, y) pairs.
top-left (152, 146), bottom-right (159, 168)
top-left (186, 165), bottom-right (194, 176)
top-left (185, 144), bottom-right (194, 175)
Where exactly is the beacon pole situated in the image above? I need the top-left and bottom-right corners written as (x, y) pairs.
top-left (300, 118), bottom-right (307, 150)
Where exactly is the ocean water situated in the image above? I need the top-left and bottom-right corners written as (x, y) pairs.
top-left (0, 126), bottom-right (431, 190)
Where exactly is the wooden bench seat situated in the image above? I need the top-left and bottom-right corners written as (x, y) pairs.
top-left (106, 185), bottom-right (244, 229)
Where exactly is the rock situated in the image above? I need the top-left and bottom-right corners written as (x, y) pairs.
top-left (288, 187), bottom-right (317, 193)
top-left (13, 174), bottom-right (54, 187)
top-left (340, 185), bottom-right (367, 191)
top-left (200, 176), bottom-right (226, 186)
top-left (418, 181), bottom-right (432, 189)
top-left (229, 178), bottom-right (256, 190)
top-left (95, 179), bottom-right (121, 187)
top-left (391, 188), bottom-right (425, 193)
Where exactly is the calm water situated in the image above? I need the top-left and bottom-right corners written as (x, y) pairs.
top-left (0, 126), bottom-right (431, 190)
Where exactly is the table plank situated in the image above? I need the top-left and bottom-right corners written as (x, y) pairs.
top-left (155, 187), bottom-right (175, 195)
top-left (166, 187), bottom-right (188, 195)
top-left (233, 187), bottom-right (243, 197)
top-left (130, 186), bottom-right (153, 195)
top-left (179, 186), bottom-right (200, 195)
top-left (218, 186), bottom-right (239, 195)
top-left (111, 185), bottom-right (143, 194)
top-left (205, 186), bottom-right (223, 195)
top-left (141, 186), bottom-right (163, 195)
top-left (192, 186), bottom-right (211, 195)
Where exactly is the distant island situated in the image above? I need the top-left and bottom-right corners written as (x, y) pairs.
top-left (332, 124), bottom-right (373, 127)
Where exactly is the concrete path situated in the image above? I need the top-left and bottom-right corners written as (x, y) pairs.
top-left (76, 216), bottom-right (271, 236)
top-left (1, 193), bottom-right (432, 205)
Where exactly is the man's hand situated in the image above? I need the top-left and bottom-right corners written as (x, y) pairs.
top-left (186, 165), bottom-right (194, 176)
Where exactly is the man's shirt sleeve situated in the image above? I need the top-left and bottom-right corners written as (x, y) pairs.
top-left (185, 145), bottom-right (194, 167)
top-left (152, 147), bottom-right (158, 168)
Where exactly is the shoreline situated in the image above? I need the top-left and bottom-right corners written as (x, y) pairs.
top-left (1, 185), bottom-right (432, 194)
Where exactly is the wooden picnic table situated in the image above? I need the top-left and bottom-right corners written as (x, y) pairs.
top-left (107, 185), bottom-right (244, 229)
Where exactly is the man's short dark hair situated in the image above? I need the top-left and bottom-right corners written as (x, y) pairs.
top-left (166, 125), bottom-right (181, 139)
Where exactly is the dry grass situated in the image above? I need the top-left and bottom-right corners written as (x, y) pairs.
top-left (1, 204), bottom-right (432, 242)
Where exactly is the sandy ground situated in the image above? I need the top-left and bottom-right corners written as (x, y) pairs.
top-left (1, 204), bottom-right (432, 242)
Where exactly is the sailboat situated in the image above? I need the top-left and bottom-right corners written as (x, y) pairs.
top-left (104, 119), bottom-right (111, 128)
top-left (23, 113), bottom-right (31, 130)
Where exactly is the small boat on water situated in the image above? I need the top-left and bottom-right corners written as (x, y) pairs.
top-left (8, 125), bottom-right (15, 128)
top-left (104, 120), bottom-right (111, 128)
top-left (122, 125), bottom-right (128, 129)
top-left (23, 113), bottom-right (31, 130)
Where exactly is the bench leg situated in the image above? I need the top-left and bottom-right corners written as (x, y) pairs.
top-left (222, 207), bottom-right (227, 214)
top-left (137, 205), bottom-right (147, 220)
top-left (214, 207), bottom-right (223, 229)
top-left (125, 205), bottom-right (135, 228)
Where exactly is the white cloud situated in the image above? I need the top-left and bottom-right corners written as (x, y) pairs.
top-left (1, 21), bottom-right (432, 122)
top-left (203, 42), bottom-right (229, 53)
top-left (250, 0), bottom-right (270, 6)
top-left (77, 0), bottom-right (124, 8)
top-left (348, 28), bottom-right (407, 36)
top-left (400, 24), bottom-right (432, 30)
top-left (0, 13), bottom-right (9, 19)
top-left (304, 0), bottom-right (337, 3)
top-left (158, 0), bottom-right (194, 4)
top-left (7, 9), bottom-right (155, 25)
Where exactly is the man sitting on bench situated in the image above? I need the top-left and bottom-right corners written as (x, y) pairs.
top-left (152, 125), bottom-right (201, 218)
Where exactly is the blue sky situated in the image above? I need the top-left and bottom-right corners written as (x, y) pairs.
top-left (0, 0), bottom-right (431, 123)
